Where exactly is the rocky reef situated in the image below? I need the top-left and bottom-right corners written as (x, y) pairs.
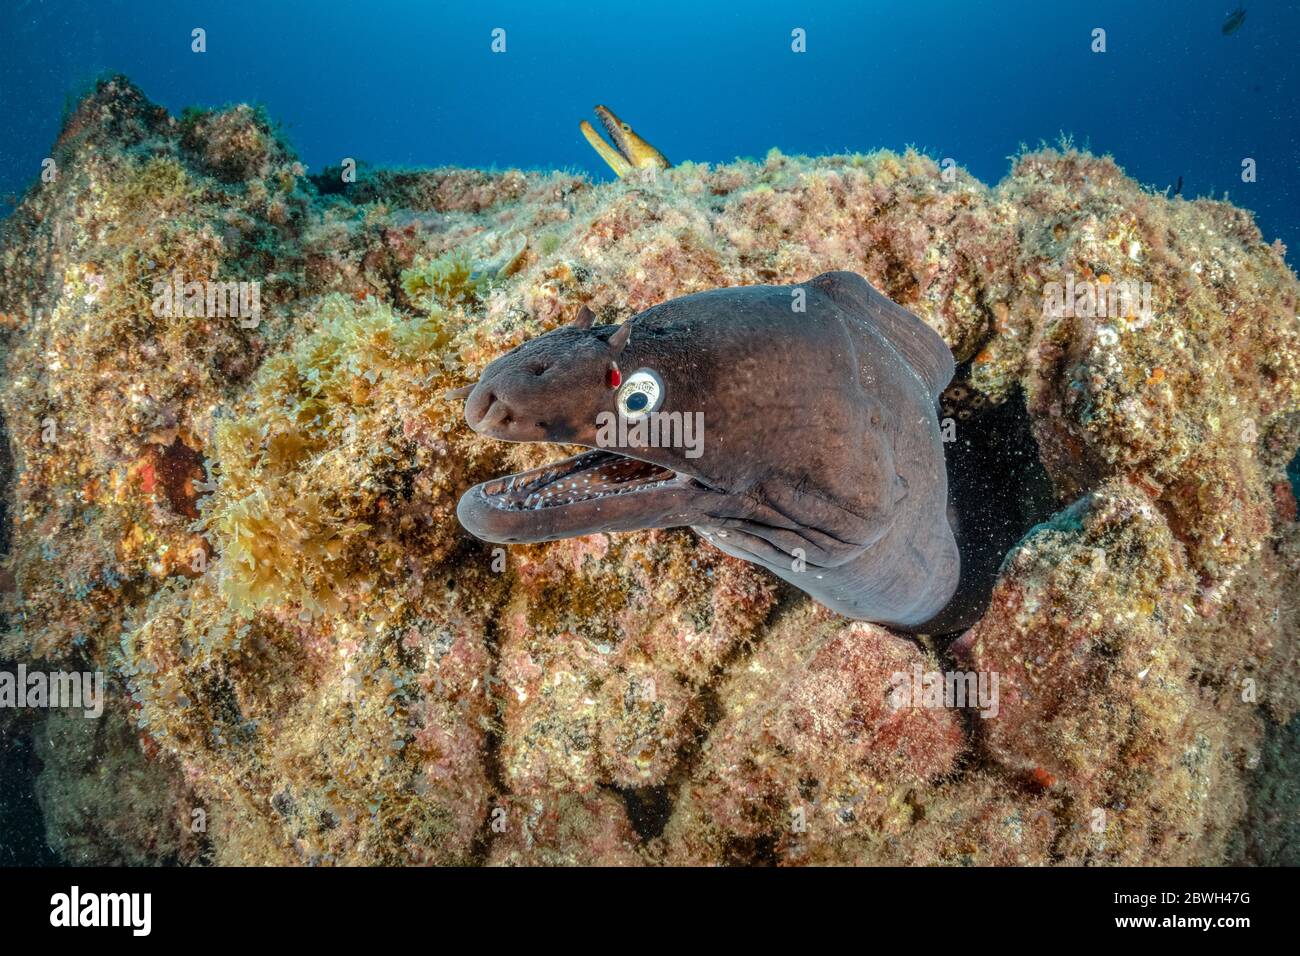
top-left (0, 76), bottom-right (1296, 865)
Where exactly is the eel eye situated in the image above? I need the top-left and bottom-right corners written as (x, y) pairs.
top-left (616, 369), bottom-right (663, 420)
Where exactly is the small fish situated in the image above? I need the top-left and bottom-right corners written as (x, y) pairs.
top-left (1173, 175), bottom-right (1183, 196)
top-left (1222, 5), bottom-right (1247, 35)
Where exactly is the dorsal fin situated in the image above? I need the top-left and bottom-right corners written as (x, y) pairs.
top-left (809, 271), bottom-right (955, 400)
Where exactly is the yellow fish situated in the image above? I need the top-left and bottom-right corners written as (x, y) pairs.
top-left (579, 105), bottom-right (669, 178)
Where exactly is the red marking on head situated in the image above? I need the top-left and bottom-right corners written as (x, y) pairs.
top-left (606, 364), bottom-right (621, 389)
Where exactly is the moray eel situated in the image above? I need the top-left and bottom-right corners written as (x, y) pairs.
top-left (451, 271), bottom-right (964, 632)
top-left (579, 105), bottom-right (669, 178)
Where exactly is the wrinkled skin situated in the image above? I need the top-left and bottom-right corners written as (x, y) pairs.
top-left (454, 272), bottom-right (960, 631)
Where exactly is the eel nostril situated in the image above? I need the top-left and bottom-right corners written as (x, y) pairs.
top-left (469, 390), bottom-right (496, 423)
top-left (476, 391), bottom-right (514, 431)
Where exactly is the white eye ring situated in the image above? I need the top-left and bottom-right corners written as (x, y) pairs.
top-left (616, 368), bottom-right (663, 419)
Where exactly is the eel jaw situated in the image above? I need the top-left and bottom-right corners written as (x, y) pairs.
top-left (457, 448), bottom-right (716, 544)
top-left (579, 105), bottom-right (669, 179)
top-left (580, 119), bottom-right (632, 178)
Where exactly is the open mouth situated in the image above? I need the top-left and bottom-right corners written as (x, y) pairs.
top-left (594, 108), bottom-right (629, 154)
top-left (477, 450), bottom-right (680, 511)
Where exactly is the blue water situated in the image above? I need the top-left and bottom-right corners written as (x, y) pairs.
top-left (1, 0), bottom-right (1298, 258)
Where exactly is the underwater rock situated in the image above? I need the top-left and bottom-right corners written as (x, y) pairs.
top-left (663, 609), bottom-right (967, 865)
top-left (121, 571), bottom-right (498, 865)
top-left (1, 76), bottom-right (1297, 865)
top-left (1230, 711), bottom-right (1300, 865)
top-left (486, 790), bottom-right (643, 866)
top-left (496, 529), bottom-right (775, 794)
top-left (33, 703), bottom-right (199, 865)
top-left (983, 149), bottom-right (1297, 594)
top-left (952, 482), bottom-right (1246, 863)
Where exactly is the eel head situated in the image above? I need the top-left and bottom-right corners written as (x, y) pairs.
top-left (452, 306), bottom-right (726, 543)
top-left (579, 105), bottom-right (670, 178)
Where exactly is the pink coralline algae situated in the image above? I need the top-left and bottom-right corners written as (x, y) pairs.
top-left (665, 611), bottom-right (968, 865)
top-left (0, 77), bottom-right (1296, 865)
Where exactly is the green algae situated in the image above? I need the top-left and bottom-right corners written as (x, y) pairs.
top-left (400, 250), bottom-right (489, 310)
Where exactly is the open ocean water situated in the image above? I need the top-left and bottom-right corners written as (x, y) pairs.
top-left (1, 0), bottom-right (1298, 256)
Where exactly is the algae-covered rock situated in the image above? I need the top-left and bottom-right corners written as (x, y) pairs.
top-left (664, 610), bottom-right (967, 865)
top-left (1, 76), bottom-right (1297, 865)
top-left (952, 482), bottom-right (1245, 864)
top-left (33, 703), bottom-right (199, 865)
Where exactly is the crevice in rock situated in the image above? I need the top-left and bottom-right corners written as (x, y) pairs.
top-left (0, 712), bottom-right (60, 866)
top-left (1228, 711), bottom-right (1300, 866)
top-left (0, 404), bottom-right (11, 556)
top-left (0, 410), bottom-right (54, 865)
top-left (465, 550), bottom-right (514, 865)
top-left (647, 584), bottom-right (811, 846)
top-left (613, 783), bottom-right (673, 842)
top-left (922, 367), bottom-right (1058, 636)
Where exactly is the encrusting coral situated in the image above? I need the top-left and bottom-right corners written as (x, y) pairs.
top-left (0, 76), bottom-right (1296, 865)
